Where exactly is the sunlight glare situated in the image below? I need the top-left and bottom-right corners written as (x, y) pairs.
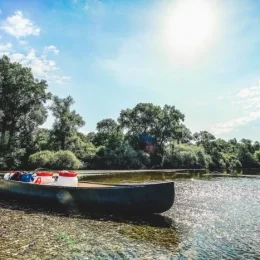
top-left (162, 0), bottom-right (219, 62)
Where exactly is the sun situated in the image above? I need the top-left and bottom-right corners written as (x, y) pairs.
top-left (162, 0), bottom-right (219, 62)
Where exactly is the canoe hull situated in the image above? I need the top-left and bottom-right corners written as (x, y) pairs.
top-left (0, 180), bottom-right (174, 214)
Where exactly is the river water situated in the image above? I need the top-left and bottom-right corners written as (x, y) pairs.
top-left (169, 178), bottom-right (260, 259)
top-left (1, 174), bottom-right (260, 259)
top-left (81, 174), bottom-right (260, 259)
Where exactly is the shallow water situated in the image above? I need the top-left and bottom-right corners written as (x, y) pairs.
top-left (1, 174), bottom-right (260, 259)
top-left (171, 178), bottom-right (260, 259)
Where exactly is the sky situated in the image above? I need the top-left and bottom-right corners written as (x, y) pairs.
top-left (1, 0), bottom-right (260, 141)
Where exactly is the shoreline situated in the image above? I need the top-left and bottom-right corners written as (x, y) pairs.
top-left (1, 168), bottom-right (260, 179)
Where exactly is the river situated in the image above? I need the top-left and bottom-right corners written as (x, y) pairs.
top-left (1, 173), bottom-right (260, 259)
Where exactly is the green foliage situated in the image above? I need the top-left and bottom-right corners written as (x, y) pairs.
top-left (1, 54), bottom-right (260, 171)
top-left (163, 144), bottom-right (208, 169)
top-left (50, 95), bottom-right (85, 150)
top-left (193, 131), bottom-right (216, 154)
top-left (93, 144), bottom-right (150, 170)
top-left (70, 134), bottom-right (98, 167)
top-left (52, 150), bottom-right (81, 170)
top-left (34, 128), bottom-right (51, 151)
top-left (29, 150), bottom-right (81, 169)
top-left (254, 150), bottom-right (260, 162)
top-left (221, 153), bottom-right (242, 172)
top-left (179, 124), bottom-right (193, 144)
top-left (92, 118), bottom-right (123, 149)
top-left (118, 103), bottom-right (185, 166)
top-left (29, 150), bottom-right (55, 168)
top-left (0, 55), bottom-right (51, 167)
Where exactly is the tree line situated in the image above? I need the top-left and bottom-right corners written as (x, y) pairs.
top-left (1, 55), bottom-right (260, 171)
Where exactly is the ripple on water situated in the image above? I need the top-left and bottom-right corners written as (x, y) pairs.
top-left (169, 178), bottom-right (260, 259)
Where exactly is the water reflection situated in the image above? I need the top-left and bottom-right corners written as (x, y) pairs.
top-left (79, 171), bottom-right (200, 184)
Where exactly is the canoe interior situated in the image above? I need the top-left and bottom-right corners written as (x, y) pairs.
top-left (78, 182), bottom-right (113, 188)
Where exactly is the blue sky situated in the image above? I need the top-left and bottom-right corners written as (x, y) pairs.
top-left (1, 0), bottom-right (260, 141)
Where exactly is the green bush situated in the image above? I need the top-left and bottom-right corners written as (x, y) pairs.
top-left (52, 150), bottom-right (81, 170)
top-left (29, 150), bottom-right (55, 168)
top-left (221, 153), bottom-right (242, 171)
top-left (254, 150), bottom-right (260, 162)
top-left (29, 150), bottom-right (81, 169)
top-left (93, 144), bottom-right (150, 170)
top-left (163, 144), bottom-right (208, 169)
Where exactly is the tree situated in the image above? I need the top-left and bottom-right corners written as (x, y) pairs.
top-left (96, 118), bottom-right (118, 134)
top-left (0, 55), bottom-right (51, 167)
top-left (253, 141), bottom-right (260, 152)
top-left (18, 106), bottom-right (49, 166)
top-left (86, 132), bottom-right (96, 143)
top-left (179, 124), bottom-right (193, 144)
top-left (92, 118), bottom-right (123, 148)
top-left (50, 96), bottom-right (85, 150)
top-left (118, 103), bottom-right (185, 166)
top-left (193, 131), bottom-right (216, 153)
top-left (70, 134), bottom-right (97, 167)
top-left (237, 143), bottom-right (259, 168)
top-left (240, 139), bottom-right (254, 154)
top-left (33, 128), bottom-right (51, 151)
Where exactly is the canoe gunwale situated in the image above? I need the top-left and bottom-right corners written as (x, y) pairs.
top-left (0, 179), bottom-right (174, 190)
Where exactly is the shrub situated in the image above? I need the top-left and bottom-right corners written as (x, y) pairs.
top-left (28, 150), bottom-right (55, 168)
top-left (222, 153), bottom-right (242, 171)
top-left (93, 144), bottom-right (150, 170)
top-left (52, 150), bottom-right (81, 169)
top-left (163, 144), bottom-right (208, 169)
top-left (254, 150), bottom-right (260, 162)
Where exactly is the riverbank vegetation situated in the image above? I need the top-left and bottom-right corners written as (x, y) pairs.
top-left (1, 55), bottom-right (260, 171)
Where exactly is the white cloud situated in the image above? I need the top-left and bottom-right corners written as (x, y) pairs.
top-left (213, 111), bottom-right (260, 135)
top-left (10, 53), bottom-right (25, 62)
top-left (9, 49), bottom-right (69, 84)
top-left (51, 75), bottom-right (71, 84)
top-left (235, 85), bottom-right (260, 110)
top-left (237, 84), bottom-right (260, 98)
top-left (0, 9), bottom-right (2, 15)
top-left (1, 10), bottom-right (40, 38)
top-left (0, 42), bottom-right (12, 56)
top-left (213, 84), bottom-right (260, 134)
top-left (0, 43), bottom-right (12, 52)
top-left (0, 12), bottom-right (68, 85)
top-left (44, 45), bottom-right (59, 55)
top-left (9, 49), bottom-right (56, 77)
